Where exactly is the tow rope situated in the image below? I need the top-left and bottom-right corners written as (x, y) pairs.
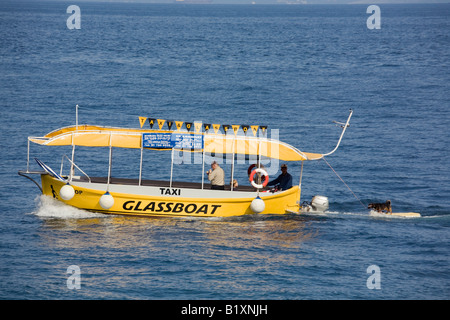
top-left (322, 157), bottom-right (367, 209)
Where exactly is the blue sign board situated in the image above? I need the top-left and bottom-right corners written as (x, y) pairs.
top-left (142, 133), bottom-right (204, 150)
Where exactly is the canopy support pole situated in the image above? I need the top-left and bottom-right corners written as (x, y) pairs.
top-left (26, 138), bottom-right (30, 173)
top-left (70, 104), bottom-right (78, 182)
top-left (107, 134), bottom-right (112, 191)
top-left (201, 150), bottom-right (205, 190)
top-left (75, 104), bottom-right (79, 130)
top-left (139, 145), bottom-right (143, 186)
top-left (70, 133), bottom-right (75, 182)
top-left (170, 148), bottom-right (174, 188)
top-left (230, 138), bottom-right (235, 191)
top-left (299, 160), bottom-right (304, 188)
top-left (257, 140), bottom-right (262, 196)
top-left (258, 140), bottom-right (262, 170)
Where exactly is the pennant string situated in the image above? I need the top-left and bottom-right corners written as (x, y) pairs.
top-left (140, 117), bottom-right (267, 135)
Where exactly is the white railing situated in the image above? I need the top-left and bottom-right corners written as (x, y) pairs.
top-left (60, 154), bottom-right (91, 183)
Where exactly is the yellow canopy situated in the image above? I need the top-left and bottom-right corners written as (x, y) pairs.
top-left (29, 125), bottom-right (323, 161)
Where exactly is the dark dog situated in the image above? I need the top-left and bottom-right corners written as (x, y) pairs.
top-left (368, 200), bottom-right (392, 214)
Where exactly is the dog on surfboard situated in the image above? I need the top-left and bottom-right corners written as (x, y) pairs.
top-left (368, 200), bottom-right (392, 214)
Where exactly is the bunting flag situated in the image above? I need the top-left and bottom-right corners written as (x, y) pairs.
top-left (139, 117), bottom-right (147, 128)
top-left (260, 125), bottom-right (268, 136)
top-left (212, 124), bottom-right (221, 134)
top-left (222, 125), bottom-right (231, 134)
top-left (194, 122), bottom-right (202, 133)
top-left (251, 125), bottom-right (259, 136)
top-left (175, 121), bottom-right (184, 131)
top-left (148, 118), bottom-right (156, 129)
top-left (203, 123), bottom-right (211, 133)
top-left (139, 116), bottom-right (267, 135)
top-left (185, 122), bottom-right (193, 132)
top-left (157, 119), bottom-right (166, 130)
top-left (232, 125), bottom-right (240, 136)
top-left (241, 125), bottom-right (250, 135)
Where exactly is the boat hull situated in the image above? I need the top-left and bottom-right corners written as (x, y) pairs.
top-left (41, 174), bottom-right (301, 217)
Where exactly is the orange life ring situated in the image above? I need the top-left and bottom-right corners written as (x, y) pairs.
top-left (247, 163), bottom-right (265, 176)
top-left (249, 168), bottom-right (269, 189)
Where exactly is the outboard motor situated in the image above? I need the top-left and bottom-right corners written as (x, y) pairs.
top-left (311, 195), bottom-right (329, 212)
top-left (301, 195), bottom-right (329, 213)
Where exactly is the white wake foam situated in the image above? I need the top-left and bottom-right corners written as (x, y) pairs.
top-left (32, 195), bottom-right (105, 219)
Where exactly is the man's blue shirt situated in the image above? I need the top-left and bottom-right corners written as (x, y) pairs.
top-left (267, 172), bottom-right (293, 190)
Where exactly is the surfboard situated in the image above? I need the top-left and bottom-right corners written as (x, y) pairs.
top-left (390, 212), bottom-right (421, 218)
top-left (370, 210), bottom-right (421, 218)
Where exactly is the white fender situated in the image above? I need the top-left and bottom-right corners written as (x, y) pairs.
top-left (250, 196), bottom-right (265, 214)
top-left (60, 184), bottom-right (75, 201)
top-left (99, 192), bottom-right (114, 210)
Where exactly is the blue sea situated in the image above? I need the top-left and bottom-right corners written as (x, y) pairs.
top-left (0, 1), bottom-right (449, 302)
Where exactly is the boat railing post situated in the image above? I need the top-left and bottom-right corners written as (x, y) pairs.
top-left (62, 154), bottom-right (91, 182)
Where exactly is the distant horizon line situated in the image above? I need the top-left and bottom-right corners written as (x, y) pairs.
top-left (15, 0), bottom-right (450, 4)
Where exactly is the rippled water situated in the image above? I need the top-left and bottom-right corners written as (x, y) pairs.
top-left (0, 2), bottom-right (449, 300)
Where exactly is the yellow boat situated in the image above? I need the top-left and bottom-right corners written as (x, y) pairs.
top-left (19, 108), bottom-right (353, 218)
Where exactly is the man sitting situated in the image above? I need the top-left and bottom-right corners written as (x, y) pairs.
top-left (267, 164), bottom-right (292, 191)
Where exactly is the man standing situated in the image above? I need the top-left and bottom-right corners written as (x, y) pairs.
top-left (267, 164), bottom-right (292, 191)
top-left (207, 161), bottom-right (225, 190)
